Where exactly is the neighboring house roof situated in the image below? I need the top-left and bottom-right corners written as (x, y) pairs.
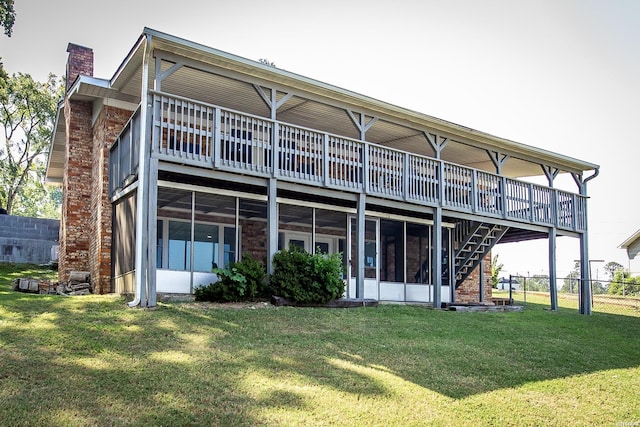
top-left (46, 27), bottom-right (599, 184)
top-left (619, 228), bottom-right (640, 260)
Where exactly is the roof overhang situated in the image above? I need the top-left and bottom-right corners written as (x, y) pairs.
top-left (137, 28), bottom-right (599, 177)
top-left (47, 27), bottom-right (599, 184)
top-left (45, 76), bottom-right (139, 184)
top-left (619, 228), bottom-right (640, 260)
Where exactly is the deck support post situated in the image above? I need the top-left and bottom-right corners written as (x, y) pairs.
top-left (147, 157), bottom-right (158, 307)
top-left (548, 227), bottom-right (558, 311)
top-left (432, 207), bottom-right (442, 309)
top-left (356, 193), bottom-right (366, 299)
top-left (479, 254), bottom-right (485, 303)
top-left (130, 34), bottom-right (152, 308)
top-left (267, 178), bottom-right (278, 276)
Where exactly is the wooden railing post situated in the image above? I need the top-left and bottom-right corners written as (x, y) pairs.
top-left (528, 183), bottom-right (534, 223)
top-left (438, 160), bottom-right (445, 207)
top-left (403, 153), bottom-right (410, 201)
top-left (272, 121), bottom-right (279, 178)
top-left (500, 177), bottom-right (508, 218)
top-left (362, 142), bottom-right (369, 192)
top-left (213, 107), bottom-right (221, 168)
top-left (323, 133), bottom-right (329, 186)
top-left (471, 169), bottom-right (478, 212)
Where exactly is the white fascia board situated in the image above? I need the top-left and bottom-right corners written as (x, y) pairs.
top-left (619, 228), bottom-right (640, 249)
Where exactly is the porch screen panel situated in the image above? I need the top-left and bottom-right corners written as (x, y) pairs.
top-left (315, 208), bottom-right (348, 276)
top-left (239, 198), bottom-right (268, 262)
top-left (193, 223), bottom-right (219, 271)
top-left (406, 223), bottom-right (430, 284)
top-left (380, 220), bottom-right (404, 283)
top-left (168, 221), bottom-right (191, 271)
top-left (111, 191), bottom-right (136, 292)
top-left (278, 204), bottom-right (312, 252)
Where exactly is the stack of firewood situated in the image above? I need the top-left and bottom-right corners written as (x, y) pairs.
top-left (56, 271), bottom-right (92, 295)
top-left (12, 271), bottom-right (92, 296)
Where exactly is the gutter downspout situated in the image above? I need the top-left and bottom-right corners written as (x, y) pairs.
top-left (129, 33), bottom-right (152, 308)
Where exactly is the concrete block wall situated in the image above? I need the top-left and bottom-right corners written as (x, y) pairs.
top-left (0, 215), bottom-right (60, 264)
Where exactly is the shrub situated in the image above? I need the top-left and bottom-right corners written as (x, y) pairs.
top-left (194, 266), bottom-right (247, 302)
top-left (194, 253), bottom-right (267, 302)
top-left (269, 245), bottom-right (345, 304)
top-left (233, 253), bottom-right (268, 299)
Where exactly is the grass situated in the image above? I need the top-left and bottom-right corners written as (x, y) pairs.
top-left (1, 263), bottom-right (639, 426)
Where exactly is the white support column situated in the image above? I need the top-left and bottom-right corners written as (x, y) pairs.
top-left (267, 178), bottom-right (278, 276)
top-left (356, 193), bottom-right (366, 299)
top-left (548, 227), bottom-right (558, 311)
top-left (432, 207), bottom-right (442, 309)
top-left (130, 34), bottom-right (152, 308)
top-left (147, 157), bottom-right (158, 307)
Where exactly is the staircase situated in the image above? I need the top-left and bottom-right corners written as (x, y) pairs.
top-left (450, 221), bottom-right (509, 287)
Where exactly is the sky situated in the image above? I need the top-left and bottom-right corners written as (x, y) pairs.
top-left (2, 0), bottom-right (639, 279)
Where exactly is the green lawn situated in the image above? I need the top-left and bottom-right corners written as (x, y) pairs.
top-left (1, 264), bottom-right (639, 426)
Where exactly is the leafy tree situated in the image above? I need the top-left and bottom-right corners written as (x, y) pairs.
top-left (0, 68), bottom-right (63, 215)
top-left (526, 274), bottom-right (550, 292)
top-left (0, 0), bottom-right (15, 37)
top-left (490, 253), bottom-right (503, 288)
top-left (608, 270), bottom-right (640, 297)
top-left (560, 261), bottom-right (580, 294)
top-left (603, 261), bottom-right (624, 281)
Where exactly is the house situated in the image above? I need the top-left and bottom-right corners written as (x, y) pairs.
top-left (497, 277), bottom-right (520, 291)
top-left (46, 28), bottom-right (599, 311)
top-left (619, 228), bottom-right (640, 274)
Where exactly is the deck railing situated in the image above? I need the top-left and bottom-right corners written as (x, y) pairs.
top-left (110, 91), bottom-right (589, 232)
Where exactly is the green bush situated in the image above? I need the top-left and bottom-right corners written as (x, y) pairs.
top-left (194, 266), bottom-right (247, 302)
top-left (269, 246), bottom-right (345, 304)
top-left (233, 253), bottom-right (268, 299)
top-left (194, 254), bottom-right (267, 302)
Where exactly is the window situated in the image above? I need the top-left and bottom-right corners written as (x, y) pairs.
top-left (194, 223), bottom-right (219, 271)
top-left (168, 221), bottom-right (191, 270)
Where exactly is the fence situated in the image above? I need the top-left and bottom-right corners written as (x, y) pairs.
top-left (493, 275), bottom-right (640, 317)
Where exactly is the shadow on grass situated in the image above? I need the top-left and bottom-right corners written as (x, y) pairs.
top-left (1, 284), bottom-right (639, 425)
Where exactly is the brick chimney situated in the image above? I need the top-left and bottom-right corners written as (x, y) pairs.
top-left (58, 43), bottom-right (95, 285)
top-left (66, 43), bottom-right (94, 91)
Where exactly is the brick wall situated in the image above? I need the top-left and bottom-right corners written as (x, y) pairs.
top-left (89, 106), bottom-right (132, 294)
top-left (58, 99), bottom-right (93, 283)
top-left (455, 255), bottom-right (492, 303)
top-left (66, 44), bottom-right (93, 90)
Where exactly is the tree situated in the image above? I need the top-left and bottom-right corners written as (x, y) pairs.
top-left (0, 67), bottom-right (63, 216)
top-left (490, 253), bottom-right (503, 288)
top-left (1, 0), bottom-right (16, 37)
top-left (527, 274), bottom-right (550, 292)
top-left (560, 261), bottom-right (580, 294)
top-left (603, 261), bottom-right (624, 281)
top-left (608, 270), bottom-right (640, 297)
